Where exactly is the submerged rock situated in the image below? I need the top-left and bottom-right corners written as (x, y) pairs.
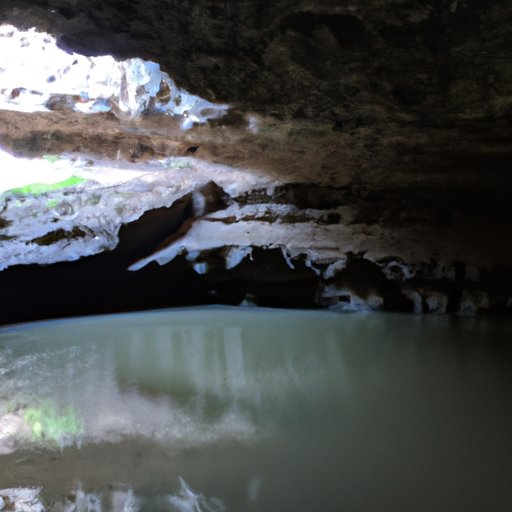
top-left (0, 479), bottom-right (225, 512)
top-left (0, 488), bottom-right (44, 512)
top-left (169, 478), bottom-right (226, 512)
top-left (0, 413), bottom-right (31, 455)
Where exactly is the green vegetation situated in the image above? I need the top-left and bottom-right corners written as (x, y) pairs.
top-left (46, 198), bottom-right (59, 209)
top-left (6, 176), bottom-right (86, 196)
top-left (24, 402), bottom-right (82, 445)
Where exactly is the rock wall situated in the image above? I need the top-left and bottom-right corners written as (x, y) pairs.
top-left (0, 0), bottom-right (511, 321)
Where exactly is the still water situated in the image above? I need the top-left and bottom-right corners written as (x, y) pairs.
top-left (0, 307), bottom-right (511, 511)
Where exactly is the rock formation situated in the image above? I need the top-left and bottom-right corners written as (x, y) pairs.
top-left (0, 0), bottom-right (511, 322)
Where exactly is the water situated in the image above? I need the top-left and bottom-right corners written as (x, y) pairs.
top-left (0, 307), bottom-right (511, 511)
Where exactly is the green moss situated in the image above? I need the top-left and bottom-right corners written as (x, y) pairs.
top-left (24, 402), bottom-right (82, 445)
top-left (46, 199), bottom-right (59, 209)
top-left (6, 176), bottom-right (86, 196)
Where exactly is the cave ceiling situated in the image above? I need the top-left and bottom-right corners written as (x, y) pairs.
top-left (0, 0), bottom-right (511, 321)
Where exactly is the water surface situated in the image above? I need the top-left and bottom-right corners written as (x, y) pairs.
top-left (0, 307), bottom-right (511, 511)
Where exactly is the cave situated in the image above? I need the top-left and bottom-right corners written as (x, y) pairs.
top-left (0, 1), bottom-right (511, 510)
top-left (0, 0), bottom-right (511, 321)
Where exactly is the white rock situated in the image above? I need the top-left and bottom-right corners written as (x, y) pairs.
top-left (0, 488), bottom-right (44, 512)
top-left (0, 413), bottom-right (31, 455)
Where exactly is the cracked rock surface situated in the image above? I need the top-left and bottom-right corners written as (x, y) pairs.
top-left (0, 1), bottom-right (511, 321)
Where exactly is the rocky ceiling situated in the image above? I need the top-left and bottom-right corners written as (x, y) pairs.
top-left (0, 0), bottom-right (511, 322)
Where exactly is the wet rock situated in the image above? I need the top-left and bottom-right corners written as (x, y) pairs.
top-left (0, 413), bottom-right (31, 455)
top-left (0, 478), bottom-right (224, 512)
top-left (403, 289), bottom-right (423, 314)
top-left (321, 284), bottom-right (385, 312)
top-left (457, 290), bottom-right (490, 317)
top-left (424, 291), bottom-right (449, 315)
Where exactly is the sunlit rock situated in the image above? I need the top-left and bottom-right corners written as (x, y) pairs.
top-left (0, 25), bottom-right (228, 127)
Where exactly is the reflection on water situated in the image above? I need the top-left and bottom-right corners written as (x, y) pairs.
top-left (0, 307), bottom-right (511, 511)
top-left (0, 477), bottom-right (225, 512)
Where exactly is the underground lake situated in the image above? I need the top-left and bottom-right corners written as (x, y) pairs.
top-left (0, 307), bottom-right (511, 511)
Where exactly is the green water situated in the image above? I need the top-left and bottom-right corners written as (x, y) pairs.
top-left (0, 307), bottom-right (511, 511)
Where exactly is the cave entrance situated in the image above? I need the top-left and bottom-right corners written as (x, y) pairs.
top-left (0, 24), bottom-right (228, 124)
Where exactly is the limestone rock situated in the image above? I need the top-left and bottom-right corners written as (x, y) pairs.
top-left (0, 1), bottom-right (511, 318)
